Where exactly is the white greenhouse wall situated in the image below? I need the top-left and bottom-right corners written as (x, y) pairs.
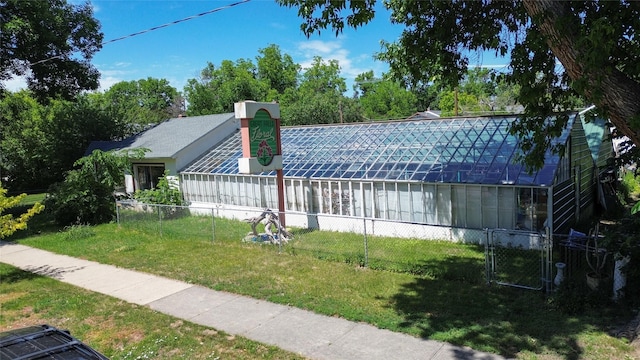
top-left (181, 173), bottom-right (551, 248)
top-left (188, 202), bottom-right (540, 248)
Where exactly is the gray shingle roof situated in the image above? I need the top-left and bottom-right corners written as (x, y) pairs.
top-left (86, 113), bottom-right (235, 158)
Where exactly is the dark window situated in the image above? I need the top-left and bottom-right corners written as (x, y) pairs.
top-left (135, 165), bottom-right (165, 190)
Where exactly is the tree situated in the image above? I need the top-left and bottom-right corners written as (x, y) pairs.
top-left (437, 91), bottom-right (482, 117)
top-left (256, 44), bottom-right (300, 98)
top-left (184, 60), bottom-right (267, 115)
top-left (355, 71), bottom-right (417, 120)
top-left (0, 91), bottom-right (124, 192)
top-left (102, 78), bottom-right (181, 136)
top-left (0, 91), bottom-right (50, 190)
top-left (43, 94), bottom-right (126, 175)
top-left (278, 0), bottom-right (640, 169)
top-left (45, 149), bottom-right (146, 226)
top-left (0, 0), bottom-right (103, 101)
top-left (298, 57), bottom-right (346, 95)
top-left (433, 68), bottom-right (520, 115)
top-left (280, 57), bottom-right (362, 125)
top-left (0, 186), bottom-right (44, 239)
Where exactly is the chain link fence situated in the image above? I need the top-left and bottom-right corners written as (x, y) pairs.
top-left (116, 201), bottom-right (489, 284)
top-left (486, 229), bottom-right (552, 291)
top-left (116, 201), bottom-right (630, 297)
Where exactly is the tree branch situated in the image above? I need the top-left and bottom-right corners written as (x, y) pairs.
top-left (523, 0), bottom-right (640, 147)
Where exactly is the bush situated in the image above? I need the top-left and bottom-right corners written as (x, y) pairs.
top-left (133, 170), bottom-right (184, 206)
top-left (0, 186), bottom-right (44, 239)
top-left (46, 180), bottom-right (114, 225)
top-left (46, 149), bottom-right (145, 226)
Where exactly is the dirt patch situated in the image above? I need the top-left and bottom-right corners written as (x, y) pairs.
top-left (202, 329), bottom-right (218, 336)
top-left (170, 320), bottom-right (183, 328)
top-left (0, 302), bottom-right (50, 332)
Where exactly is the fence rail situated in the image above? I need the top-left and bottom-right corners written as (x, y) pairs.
top-left (119, 201), bottom-right (626, 294)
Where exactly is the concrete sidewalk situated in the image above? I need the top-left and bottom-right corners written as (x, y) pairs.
top-left (0, 242), bottom-right (507, 360)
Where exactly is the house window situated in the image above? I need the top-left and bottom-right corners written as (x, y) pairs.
top-left (134, 164), bottom-right (165, 190)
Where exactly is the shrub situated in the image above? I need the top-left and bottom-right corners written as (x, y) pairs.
top-left (133, 171), bottom-right (187, 219)
top-left (46, 149), bottom-right (146, 226)
top-left (133, 170), bottom-right (184, 206)
top-left (0, 186), bottom-right (44, 239)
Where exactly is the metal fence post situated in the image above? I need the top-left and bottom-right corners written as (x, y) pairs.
top-left (363, 217), bottom-right (369, 268)
top-left (158, 204), bottom-right (162, 236)
top-left (115, 201), bottom-right (121, 227)
top-left (484, 228), bottom-right (490, 285)
top-left (545, 227), bottom-right (553, 293)
top-left (211, 207), bottom-right (215, 243)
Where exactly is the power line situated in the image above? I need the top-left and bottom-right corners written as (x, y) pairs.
top-left (29, 0), bottom-right (252, 66)
top-left (102, 0), bottom-right (251, 46)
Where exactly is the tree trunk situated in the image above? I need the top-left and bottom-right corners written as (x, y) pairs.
top-left (523, 0), bottom-right (640, 147)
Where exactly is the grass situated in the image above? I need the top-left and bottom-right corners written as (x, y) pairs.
top-left (0, 263), bottom-right (305, 360)
top-left (5, 211), bottom-right (640, 360)
top-left (17, 192), bottom-right (46, 205)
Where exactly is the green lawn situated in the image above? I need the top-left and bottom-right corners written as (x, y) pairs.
top-left (0, 263), bottom-right (305, 360)
top-left (4, 211), bottom-right (639, 360)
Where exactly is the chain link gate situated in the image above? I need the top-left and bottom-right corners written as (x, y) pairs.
top-left (485, 228), bottom-right (553, 291)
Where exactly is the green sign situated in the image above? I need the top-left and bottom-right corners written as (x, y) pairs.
top-left (249, 109), bottom-right (277, 166)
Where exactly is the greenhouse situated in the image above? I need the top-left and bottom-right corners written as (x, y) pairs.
top-left (180, 111), bottom-right (613, 245)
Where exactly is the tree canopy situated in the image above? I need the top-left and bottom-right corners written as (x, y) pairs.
top-left (184, 59), bottom-right (267, 115)
top-left (0, 0), bottom-right (103, 101)
top-left (0, 90), bottom-right (126, 191)
top-left (182, 45), bottom-right (363, 125)
top-left (354, 71), bottom-right (418, 120)
top-left (101, 78), bottom-right (182, 136)
top-left (278, 0), bottom-right (640, 168)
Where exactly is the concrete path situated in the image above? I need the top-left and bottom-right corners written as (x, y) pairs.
top-left (0, 242), bottom-right (508, 360)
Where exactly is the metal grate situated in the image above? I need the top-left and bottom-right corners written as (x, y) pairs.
top-left (0, 324), bottom-right (109, 360)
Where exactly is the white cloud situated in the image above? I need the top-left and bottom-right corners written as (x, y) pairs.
top-left (295, 38), bottom-right (387, 92)
top-left (96, 66), bottom-right (135, 91)
top-left (113, 62), bottom-right (132, 68)
top-left (98, 76), bottom-right (121, 91)
top-left (270, 21), bottom-right (287, 30)
top-left (3, 76), bottom-right (28, 92)
top-left (298, 39), bottom-right (343, 56)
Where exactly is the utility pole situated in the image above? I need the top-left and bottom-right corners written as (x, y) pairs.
top-left (454, 87), bottom-right (459, 116)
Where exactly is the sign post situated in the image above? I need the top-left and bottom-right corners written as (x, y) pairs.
top-left (235, 101), bottom-right (285, 226)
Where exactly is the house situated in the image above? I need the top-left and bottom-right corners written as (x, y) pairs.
top-left (86, 113), bottom-right (238, 191)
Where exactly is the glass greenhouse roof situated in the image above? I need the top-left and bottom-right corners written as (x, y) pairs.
top-left (182, 115), bottom-right (574, 186)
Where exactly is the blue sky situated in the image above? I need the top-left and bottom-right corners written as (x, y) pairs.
top-left (91, 0), bottom-right (402, 93)
top-left (7, 0), bottom-right (508, 95)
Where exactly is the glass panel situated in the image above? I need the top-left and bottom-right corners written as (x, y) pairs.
top-left (497, 187), bottom-right (514, 229)
top-left (182, 115), bottom-right (572, 187)
top-left (374, 183), bottom-right (386, 219)
top-left (481, 187), bottom-right (498, 228)
top-left (466, 186), bottom-right (482, 228)
top-left (398, 183), bottom-right (411, 221)
top-left (436, 184), bottom-right (452, 226)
